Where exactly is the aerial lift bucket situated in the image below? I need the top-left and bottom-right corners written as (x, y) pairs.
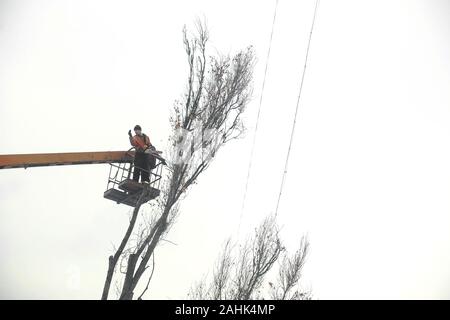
top-left (103, 148), bottom-right (165, 207)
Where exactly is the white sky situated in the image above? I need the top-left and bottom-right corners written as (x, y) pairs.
top-left (1, 0), bottom-right (449, 299)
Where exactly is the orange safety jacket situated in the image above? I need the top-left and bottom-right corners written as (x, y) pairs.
top-left (130, 134), bottom-right (151, 152)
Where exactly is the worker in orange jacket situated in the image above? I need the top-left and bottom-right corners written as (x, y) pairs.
top-left (128, 125), bottom-right (152, 183)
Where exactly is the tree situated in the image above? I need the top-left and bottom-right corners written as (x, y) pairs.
top-left (189, 215), bottom-right (311, 300)
top-left (101, 20), bottom-right (255, 300)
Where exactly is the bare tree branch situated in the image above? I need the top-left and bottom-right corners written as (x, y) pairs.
top-left (271, 236), bottom-right (310, 300)
top-left (190, 216), bottom-right (311, 300)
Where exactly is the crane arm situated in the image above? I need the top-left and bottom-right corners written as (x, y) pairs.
top-left (0, 151), bottom-right (135, 169)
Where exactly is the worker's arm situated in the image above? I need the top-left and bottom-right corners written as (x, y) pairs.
top-left (129, 135), bottom-right (136, 147)
top-left (128, 130), bottom-right (139, 148)
top-left (145, 135), bottom-right (152, 148)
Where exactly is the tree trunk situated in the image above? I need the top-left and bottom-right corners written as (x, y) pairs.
top-left (120, 253), bottom-right (138, 300)
top-left (101, 189), bottom-right (148, 300)
top-left (101, 256), bottom-right (115, 300)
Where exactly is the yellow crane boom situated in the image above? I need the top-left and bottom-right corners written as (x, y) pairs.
top-left (0, 151), bottom-right (135, 169)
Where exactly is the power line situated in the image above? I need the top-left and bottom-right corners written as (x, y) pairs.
top-left (275, 0), bottom-right (320, 216)
top-left (237, 0), bottom-right (280, 234)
